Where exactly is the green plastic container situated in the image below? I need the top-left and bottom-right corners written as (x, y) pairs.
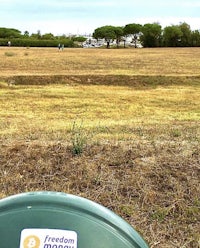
top-left (0, 191), bottom-right (149, 248)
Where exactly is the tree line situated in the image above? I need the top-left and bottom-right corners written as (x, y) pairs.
top-left (0, 22), bottom-right (200, 48)
top-left (93, 22), bottom-right (200, 48)
top-left (0, 28), bottom-right (86, 47)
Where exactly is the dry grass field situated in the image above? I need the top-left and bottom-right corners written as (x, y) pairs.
top-left (0, 47), bottom-right (200, 247)
top-left (1, 47), bottom-right (200, 76)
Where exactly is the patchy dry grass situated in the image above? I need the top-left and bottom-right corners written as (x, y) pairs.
top-left (0, 47), bottom-right (200, 247)
top-left (0, 84), bottom-right (199, 140)
top-left (0, 47), bottom-right (200, 76)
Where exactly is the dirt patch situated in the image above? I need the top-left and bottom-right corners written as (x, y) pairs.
top-left (1, 74), bottom-right (200, 88)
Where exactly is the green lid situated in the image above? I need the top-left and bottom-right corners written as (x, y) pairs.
top-left (0, 191), bottom-right (149, 248)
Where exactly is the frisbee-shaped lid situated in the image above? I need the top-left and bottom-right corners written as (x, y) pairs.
top-left (0, 191), bottom-right (148, 248)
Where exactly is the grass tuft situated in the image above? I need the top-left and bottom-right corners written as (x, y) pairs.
top-left (71, 121), bottom-right (88, 156)
top-left (4, 51), bottom-right (16, 57)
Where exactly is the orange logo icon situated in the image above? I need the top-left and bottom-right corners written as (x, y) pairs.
top-left (23, 235), bottom-right (40, 248)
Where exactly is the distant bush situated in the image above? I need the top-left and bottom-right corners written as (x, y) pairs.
top-left (72, 36), bottom-right (87, 42)
top-left (4, 51), bottom-right (15, 57)
top-left (0, 38), bottom-right (75, 47)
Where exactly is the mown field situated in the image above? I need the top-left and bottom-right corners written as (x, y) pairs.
top-left (0, 47), bottom-right (200, 247)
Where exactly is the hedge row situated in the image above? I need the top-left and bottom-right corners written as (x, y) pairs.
top-left (0, 38), bottom-right (75, 47)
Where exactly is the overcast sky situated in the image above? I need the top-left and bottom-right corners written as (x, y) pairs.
top-left (0, 0), bottom-right (199, 35)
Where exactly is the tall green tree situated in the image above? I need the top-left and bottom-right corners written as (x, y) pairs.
top-left (178, 22), bottom-right (191, 46)
top-left (23, 30), bottom-right (30, 38)
top-left (140, 23), bottom-right (162, 47)
top-left (0, 27), bottom-right (21, 38)
top-left (41, 33), bottom-right (55, 40)
top-left (163, 25), bottom-right (183, 47)
top-left (191, 30), bottom-right (200, 47)
top-left (93, 25), bottom-right (123, 48)
top-left (113, 26), bottom-right (124, 48)
top-left (123, 23), bottom-right (142, 48)
top-left (30, 30), bottom-right (42, 40)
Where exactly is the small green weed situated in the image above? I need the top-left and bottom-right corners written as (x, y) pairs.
top-left (171, 129), bottom-right (181, 137)
top-left (151, 208), bottom-right (169, 222)
top-left (70, 121), bottom-right (88, 156)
